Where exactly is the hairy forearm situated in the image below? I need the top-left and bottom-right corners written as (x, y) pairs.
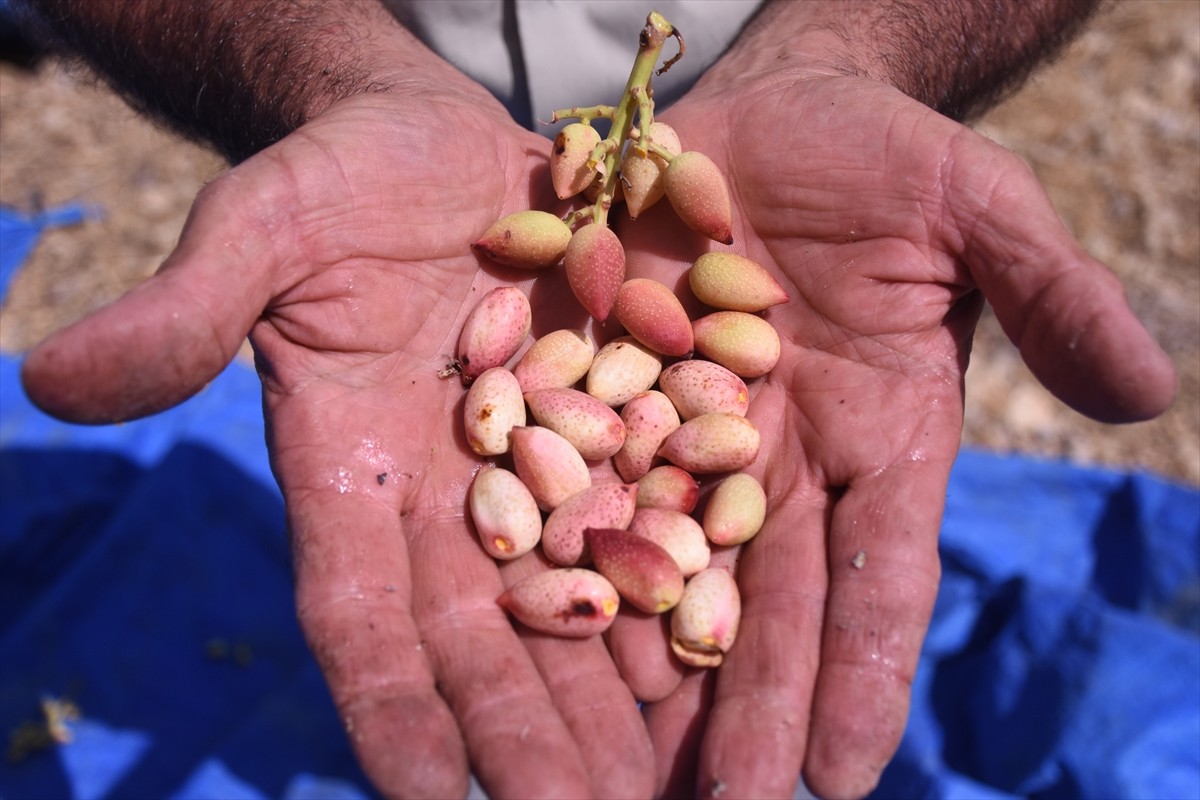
top-left (711, 0), bottom-right (1102, 120)
top-left (19, 0), bottom-right (466, 162)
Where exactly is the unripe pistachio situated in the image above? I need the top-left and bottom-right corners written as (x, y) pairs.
top-left (629, 507), bottom-right (710, 577)
top-left (463, 367), bottom-right (526, 456)
top-left (565, 223), bottom-right (625, 322)
top-left (612, 390), bottom-right (680, 482)
top-left (456, 287), bottom-right (531, 384)
top-left (613, 278), bottom-right (694, 357)
top-left (657, 360), bottom-right (749, 420)
top-left (472, 210), bottom-right (572, 269)
top-left (584, 171), bottom-right (623, 205)
top-left (513, 329), bottom-right (594, 393)
top-left (469, 466), bottom-right (542, 559)
top-left (551, 123), bottom-right (602, 200)
top-left (510, 426), bottom-right (592, 511)
top-left (542, 482), bottom-right (638, 566)
top-left (586, 336), bottom-right (663, 407)
top-left (692, 311), bottom-right (782, 378)
top-left (703, 473), bottom-right (767, 546)
top-left (586, 527), bottom-right (685, 613)
top-left (664, 151), bottom-right (733, 245)
top-left (622, 121), bottom-right (681, 219)
top-left (670, 567), bottom-right (741, 667)
top-left (636, 465), bottom-right (699, 514)
top-left (658, 413), bottom-right (761, 474)
top-left (688, 252), bottom-right (788, 312)
top-left (497, 568), bottom-right (619, 637)
top-left (525, 387), bottom-right (626, 461)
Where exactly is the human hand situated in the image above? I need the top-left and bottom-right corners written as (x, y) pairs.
top-left (20, 88), bottom-right (661, 798)
top-left (605, 72), bottom-right (1176, 798)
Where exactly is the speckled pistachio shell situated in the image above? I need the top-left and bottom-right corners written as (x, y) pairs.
top-left (613, 390), bottom-right (681, 482)
top-left (512, 329), bottom-right (594, 393)
top-left (586, 527), bottom-right (684, 613)
top-left (613, 278), bottom-right (694, 358)
top-left (628, 507), bottom-right (711, 577)
top-left (551, 123), bottom-right (602, 200)
top-left (565, 223), bottom-right (625, 322)
top-left (497, 568), bottom-right (620, 637)
top-left (524, 387), bottom-right (626, 461)
top-left (635, 465), bottom-right (699, 514)
top-left (702, 473), bottom-right (767, 546)
top-left (510, 426), bottom-right (592, 511)
top-left (463, 367), bottom-right (526, 456)
top-left (664, 151), bottom-right (733, 245)
top-left (456, 286), bottom-right (531, 384)
top-left (657, 360), bottom-right (749, 420)
top-left (541, 482), bottom-right (638, 567)
top-left (469, 466), bottom-right (542, 559)
top-left (586, 336), bottom-right (663, 408)
top-left (688, 252), bottom-right (788, 312)
top-left (621, 121), bottom-right (681, 219)
top-left (691, 311), bottom-right (781, 379)
top-left (670, 567), bottom-right (741, 667)
top-left (657, 413), bottom-right (761, 474)
top-left (471, 210), bottom-right (572, 269)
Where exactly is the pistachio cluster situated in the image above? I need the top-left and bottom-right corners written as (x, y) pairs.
top-left (455, 12), bottom-right (788, 669)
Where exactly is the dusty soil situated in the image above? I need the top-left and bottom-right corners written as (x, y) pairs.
top-left (1, 1), bottom-right (1197, 485)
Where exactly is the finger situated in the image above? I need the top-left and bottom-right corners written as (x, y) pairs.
top-left (21, 166), bottom-right (280, 423)
top-left (801, 458), bottom-right (947, 799)
top-left (605, 608), bottom-right (686, 702)
top-left (693, 480), bottom-right (831, 800)
top-left (286, 464), bottom-right (470, 798)
top-left (643, 669), bottom-right (716, 799)
top-left (503, 555), bottom-right (655, 799)
top-left (943, 132), bottom-right (1176, 422)
top-left (410, 519), bottom-right (595, 799)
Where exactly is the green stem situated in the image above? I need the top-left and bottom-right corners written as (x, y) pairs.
top-left (591, 11), bottom-right (677, 226)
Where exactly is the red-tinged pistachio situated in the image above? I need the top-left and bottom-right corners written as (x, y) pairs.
top-left (513, 329), bottom-right (594, 393)
top-left (510, 426), bottom-right (592, 511)
top-left (586, 336), bottom-right (663, 407)
top-left (586, 527), bottom-right (684, 613)
top-left (497, 568), bottom-right (619, 637)
top-left (628, 507), bottom-right (710, 577)
top-left (584, 171), bottom-right (624, 205)
top-left (551, 123), bottom-right (602, 200)
top-left (636, 465), bottom-right (699, 514)
top-left (463, 367), bottom-right (526, 456)
top-left (658, 413), bottom-right (760, 474)
top-left (524, 387), bottom-right (626, 461)
top-left (472, 210), bottom-right (572, 269)
top-left (542, 483), bottom-right (638, 567)
top-left (456, 287), bottom-right (531, 384)
top-left (702, 473), bottom-right (767, 546)
top-left (692, 311), bottom-right (782, 378)
top-left (670, 567), bottom-right (741, 667)
top-left (622, 121), bottom-right (681, 219)
top-left (688, 252), bottom-right (789, 312)
top-left (565, 223), bottom-right (626, 322)
top-left (613, 278), bottom-right (694, 357)
top-left (613, 390), bottom-right (680, 482)
top-left (664, 151), bottom-right (733, 245)
top-left (469, 466), bottom-right (542, 559)
top-left (657, 360), bottom-right (749, 420)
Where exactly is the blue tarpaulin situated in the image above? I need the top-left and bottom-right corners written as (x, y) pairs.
top-left (1, 205), bottom-right (1198, 799)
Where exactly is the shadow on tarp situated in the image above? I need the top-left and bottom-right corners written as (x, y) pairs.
top-left (0, 357), bottom-right (377, 799)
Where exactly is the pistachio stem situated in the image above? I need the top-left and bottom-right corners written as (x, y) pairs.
top-left (548, 104), bottom-right (616, 125)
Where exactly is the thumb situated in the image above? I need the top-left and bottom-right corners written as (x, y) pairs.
top-left (21, 169), bottom-right (280, 424)
top-left (946, 137), bottom-right (1176, 423)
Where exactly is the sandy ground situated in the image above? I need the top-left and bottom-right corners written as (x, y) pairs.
top-left (1, 1), bottom-right (1197, 485)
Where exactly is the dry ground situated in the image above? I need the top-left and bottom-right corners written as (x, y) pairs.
top-left (1, 0), bottom-right (1197, 485)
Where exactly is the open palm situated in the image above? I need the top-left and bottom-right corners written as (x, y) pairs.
top-left (612, 74), bottom-right (1176, 799)
top-left (22, 92), bottom-right (657, 800)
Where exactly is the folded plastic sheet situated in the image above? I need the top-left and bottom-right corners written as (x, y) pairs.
top-left (2, 205), bottom-right (1197, 799)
